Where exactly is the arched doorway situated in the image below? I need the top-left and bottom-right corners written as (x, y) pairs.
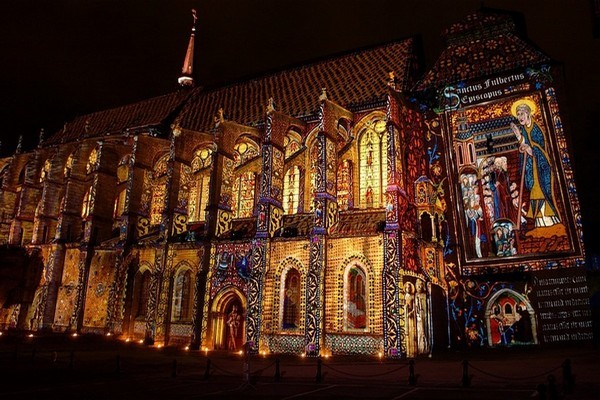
top-left (210, 288), bottom-right (246, 351)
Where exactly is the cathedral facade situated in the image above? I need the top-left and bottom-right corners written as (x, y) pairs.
top-left (0, 10), bottom-right (592, 357)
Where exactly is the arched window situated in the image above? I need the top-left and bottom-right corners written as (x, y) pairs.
top-left (134, 269), bottom-right (151, 319)
top-left (282, 268), bottom-right (301, 329)
top-left (359, 122), bottom-right (387, 209)
top-left (189, 175), bottom-right (210, 222)
top-left (171, 268), bottom-right (193, 322)
top-left (283, 166), bottom-right (300, 215)
top-left (113, 189), bottom-right (126, 219)
top-left (64, 152), bottom-right (74, 178)
top-left (18, 165), bottom-right (26, 185)
top-left (86, 148), bottom-right (98, 174)
top-left (40, 159), bottom-right (51, 183)
top-left (117, 155), bottom-right (129, 183)
top-left (231, 172), bottom-right (256, 218)
top-left (233, 141), bottom-right (259, 167)
top-left (420, 212), bottom-right (433, 242)
top-left (284, 130), bottom-right (302, 159)
top-left (81, 187), bottom-right (92, 218)
top-left (345, 265), bottom-right (367, 330)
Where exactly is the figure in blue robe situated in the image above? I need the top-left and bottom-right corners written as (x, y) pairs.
top-left (510, 103), bottom-right (560, 228)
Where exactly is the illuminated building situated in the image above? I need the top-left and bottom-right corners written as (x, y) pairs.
top-left (0, 9), bottom-right (592, 357)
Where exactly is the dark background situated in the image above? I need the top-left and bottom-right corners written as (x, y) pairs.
top-left (0, 0), bottom-right (598, 258)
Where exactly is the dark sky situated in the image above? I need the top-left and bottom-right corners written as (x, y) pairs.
top-left (1, 0), bottom-right (598, 256)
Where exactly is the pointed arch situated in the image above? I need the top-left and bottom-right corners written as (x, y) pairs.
top-left (485, 288), bottom-right (537, 346)
top-left (283, 165), bottom-right (301, 215)
top-left (281, 267), bottom-right (301, 330)
top-left (210, 286), bottom-right (247, 351)
top-left (81, 186), bottom-right (93, 219)
top-left (132, 262), bottom-right (152, 321)
top-left (337, 254), bottom-right (374, 333)
top-left (171, 262), bottom-right (195, 323)
top-left (270, 257), bottom-right (306, 334)
top-left (284, 129), bottom-right (303, 159)
top-left (344, 263), bottom-right (367, 330)
top-left (356, 114), bottom-right (388, 209)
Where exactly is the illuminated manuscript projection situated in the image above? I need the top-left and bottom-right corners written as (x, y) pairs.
top-left (448, 85), bottom-right (574, 261)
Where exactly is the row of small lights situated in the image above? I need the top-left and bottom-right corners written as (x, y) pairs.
top-left (2, 331), bottom-right (386, 359)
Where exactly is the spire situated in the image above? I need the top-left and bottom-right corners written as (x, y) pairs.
top-left (38, 128), bottom-right (45, 148)
top-left (15, 135), bottom-right (23, 154)
top-left (178, 9), bottom-right (197, 87)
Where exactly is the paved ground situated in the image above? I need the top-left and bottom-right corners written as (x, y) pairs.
top-left (0, 332), bottom-right (598, 399)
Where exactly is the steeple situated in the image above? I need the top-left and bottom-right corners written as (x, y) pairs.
top-left (178, 9), bottom-right (197, 87)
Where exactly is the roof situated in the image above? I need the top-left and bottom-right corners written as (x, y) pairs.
top-left (414, 10), bottom-right (551, 92)
top-left (176, 39), bottom-right (417, 132)
top-left (44, 91), bottom-right (192, 146)
top-left (42, 38), bottom-right (416, 146)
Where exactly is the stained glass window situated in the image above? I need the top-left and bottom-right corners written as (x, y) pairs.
top-left (284, 130), bottom-right (302, 159)
top-left (117, 156), bottom-right (129, 183)
top-left (150, 154), bottom-right (169, 225)
top-left (282, 268), bottom-right (301, 329)
top-left (337, 159), bottom-right (353, 211)
top-left (153, 154), bottom-right (169, 179)
top-left (231, 172), bottom-right (256, 218)
top-left (283, 166), bottom-right (300, 215)
top-left (233, 140), bottom-right (259, 167)
top-left (171, 268), bottom-right (193, 322)
top-left (40, 159), bottom-right (51, 182)
top-left (150, 184), bottom-right (166, 225)
top-left (86, 148), bottom-right (98, 174)
top-left (113, 189), bottom-right (126, 219)
top-left (191, 147), bottom-right (213, 172)
top-left (81, 187), bottom-right (92, 219)
top-left (64, 153), bottom-right (74, 178)
top-left (346, 265), bottom-right (367, 330)
top-left (188, 174), bottom-right (210, 222)
top-left (359, 124), bottom-right (387, 209)
top-left (308, 140), bottom-right (319, 212)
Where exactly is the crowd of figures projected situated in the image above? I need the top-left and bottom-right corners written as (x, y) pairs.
top-left (455, 94), bottom-right (569, 260)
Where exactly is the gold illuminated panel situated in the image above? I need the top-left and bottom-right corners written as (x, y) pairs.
top-left (337, 159), bottom-right (352, 211)
top-left (81, 187), bottom-right (92, 219)
top-left (326, 236), bottom-right (384, 334)
top-left (359, 127), bottom-right (387, 209)
top-left (54, 248), bottom-right (82, 328)
top-left (232, 172), bottom-right (256, 218)
top-left (86, 148), bottom-right (98, 174)
top-left (64, 152), bottom-right (74, 177)
top-left (83, 251), bottom-right (117, 328)
top-left (283, 166), bottom-right (300, 215)
top-left (150, 181), bottom-right (166, 225)
top-left (188, 174), bottom-right (210, 222)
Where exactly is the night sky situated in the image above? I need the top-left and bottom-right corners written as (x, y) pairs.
top-left (1, 0), bottom-right (598, 256)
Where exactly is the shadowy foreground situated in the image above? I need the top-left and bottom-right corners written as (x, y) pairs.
top-left (0, 332), bottom-right (598, 399)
